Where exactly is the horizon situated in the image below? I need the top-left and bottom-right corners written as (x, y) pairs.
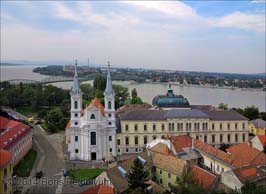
top-left (1, 1), bottom-right (265, 74)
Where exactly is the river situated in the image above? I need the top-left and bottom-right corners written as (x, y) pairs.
top-left (1, 66), bottom-right (265, 111)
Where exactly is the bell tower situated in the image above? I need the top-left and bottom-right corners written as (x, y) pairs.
top-left (70, 60), bottom-right (83, 127)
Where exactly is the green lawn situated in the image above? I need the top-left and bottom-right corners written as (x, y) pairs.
top-left (68, 168), bottom-right (105, 181)
top-left (13, 149), bottom-right (37, 177)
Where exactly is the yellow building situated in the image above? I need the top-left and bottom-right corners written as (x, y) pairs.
top-left (249, 119), bottom-right (266, 135)
top-left (0, 149), bottom-right (12, 194)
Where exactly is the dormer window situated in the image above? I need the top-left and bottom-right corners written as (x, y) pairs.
top-left (90, 114), bottom-right (95, 119)
top-left (108, 101), bottom-right (112, 109)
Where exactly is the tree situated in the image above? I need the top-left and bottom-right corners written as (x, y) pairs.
top-left (131, 96), bottom-right (143, 104)
top-left (218, 103), bottom-right (228, 110)
top-left (128, 158), bottom-right (149, 191)
top-left (113, 84), bottom-right (129, 108)
top-left (45, 107), bottom-right (66, 133)
top-left (131, 88), bottom-right (138, 99)
top-left (243, 106), bottom-right (259, 120)
top-left (93, 75), bottom-right (106, 92)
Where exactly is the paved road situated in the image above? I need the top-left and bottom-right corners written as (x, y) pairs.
top-left (29, 124), bottom-right (65, 194)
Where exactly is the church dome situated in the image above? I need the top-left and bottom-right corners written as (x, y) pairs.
top-left (152, 84), bottom-right (190, 108)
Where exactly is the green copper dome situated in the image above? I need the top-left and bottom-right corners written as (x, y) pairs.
top-left (152, 84), bottom-right (190, 108)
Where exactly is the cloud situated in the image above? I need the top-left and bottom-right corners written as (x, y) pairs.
top-left (251, 0), bottom-right (266, 3)
top-left (207, 12), bottom-right (265, 32)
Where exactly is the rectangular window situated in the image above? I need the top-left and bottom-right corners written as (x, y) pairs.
top-left (126, 148), bottom-right (129, 153)
top-left (235, 134), bottom-right (238, 142)
top-left (235, 123), bottom-right (238, 130)
top-left (118, 149), bottom-right (120, 153)
top-left (74, 101), bottom-right (78, 109)
top-left (220, 134), bottom-right (223, 143)
top-left (161, 124), bottom-right (165, 131)
top-left (75, 149), bottom-right (78, 153)
top-left (75, 113), bottom-right (78, 117)
top-left (168, 173), bottom-right (171, 178)
top-left (117, 139), bottom-right (120, 145)
top-left (125, 125), bottom-right (129, 131)
top-left (109, 136), bottom-right (112, 141)
top-left (75, 122), bottom-right (78, 125)
top-left (153, 124), bottom-right (156, 131)
top-left (135, 124), bottom-right (138, 131)
top-left (135, 148), bottom-right (138, 152)
top-left (160, 179), bottom-right (162, 184)
top-left (75, 136), bottom-right (78, 142)
top-left (160, 170), bottom-right (162, 174)
top-left (144, 124), bottom-right (147, 131)
top-left (212, 123), bottom-right (215, 130)
top-left (242, 123), bottom-right (245, 129)
top-left (135, 137), bottom-right (138, 145)
top-left (125, 137), bottom-right (129, 145)
top-left (212, 134), bottom-right (215, 143)
top-left (144, 136), bottom-right (148, 144)
top-left (204, 135), bottom-right (207, 143)
top-left (242, 134), bottom-right (246, 142)
top-left (217, 165), bottom-right (220, 172)
top-left (168, 123), bottom-right (171, 131)
top-left (228, 134), bottom-right (231, 142)
top-left (228, 123), bottom-right (230, 130)
top-left (220, 123), bottom-right (222, 130)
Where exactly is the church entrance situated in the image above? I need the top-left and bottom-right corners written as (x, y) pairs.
top-left (91, 152), bottom-right (97, 160)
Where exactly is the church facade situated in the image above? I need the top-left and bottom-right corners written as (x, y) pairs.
top-left (66, 61), bottom-right (117, 161)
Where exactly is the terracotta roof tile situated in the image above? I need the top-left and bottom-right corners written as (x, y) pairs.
top-left (189, 165), bottom-right (217, 191)
top-left (150, 143), bottom-right (174, 156)
top-left (0, 149), bottom-right (12, 167)
top-left (169, 135), bottom-right (192, 152)
top-left (81, 185), bottom-right (115, 194)
top-left (251, 152), bottom-right (266, 165)
top-left (233, 164), bottom-right (266, 183)
top-left (88, 97), bottom-right (105, 116)
top-left (152, 152), bottom-right (186, 176)
top-left (258, 135), bottom-right (266, 146)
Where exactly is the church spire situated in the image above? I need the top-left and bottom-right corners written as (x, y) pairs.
top-left (72, 60), bottom-right (80, 93)
top-left (104, 61), bottom-right (114, 96)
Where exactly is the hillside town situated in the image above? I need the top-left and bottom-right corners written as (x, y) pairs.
top-left (1, 62), bottom-right (265, 194)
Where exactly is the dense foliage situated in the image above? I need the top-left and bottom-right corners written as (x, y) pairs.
top-left (128, 158), bottom-right (149, 193)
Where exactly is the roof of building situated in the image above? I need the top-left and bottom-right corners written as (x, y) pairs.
top-left (87, 97), bottom-right (105, 116)
top-left (152, 84), bottom-right (190, 108)
top-left (169, 135), bottom-right (192, 153)
top-left (119, 108), bottom-right (247, 121)
top-left (202, 109), bottom-right (248, 121)
top-left (116, 104), bottom-right (152, 115)
top-left (152, 152), bottom-right (186, 176)
top-left (258, 135), bottom-right (266, 146)
top-left (189, 165), bottom-right (217, 192)
top-left (232, 164), bottom-right (266, 184)
top-left (0, 149), bottom-right (12, 168)
top-left (251, 152), bottom-right (266, 166)
top-left (120, 110), bottom-right (167, 121)
top-left (80, 185), bottom-right (115, 194)
top-left (150, 142), bottom-right (175, 156)
top-left (0, 116), bottom-right (32, 150)
top-left (251, 119), bottom-right (266, 128)
top-left (107, 152), bottom-right (153, 193)
top-left (165, 109), bottom-right (209, 119)
top-left (226, 143), bottom-right (261, 168)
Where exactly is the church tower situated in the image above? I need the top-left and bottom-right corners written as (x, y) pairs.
top-left (104, 61), bottom-right (116, 127)
top-left (70, 60), bottom-right (83, 127)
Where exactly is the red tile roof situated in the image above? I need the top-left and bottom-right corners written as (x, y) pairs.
top-left (233, 164), bottom-right (266, 183)
top-left (251, 152), bottom-right (266, 165)
top-left (226, 143), bottom-right (261, 168)
top-left (150, 143), bottom-right (175, 156)
top-left (0, 149), bottom-right (12, 168)
top-left (65, 121), bottom-right (71, 129)
top-left (0, 116), bottom-right (31, 150)
top-left (88, 97), bottom-right (105, 116)
top-left (189, 165), bottom-right (217, 191)
top-left (81, 185), bottom-right (115, 194)
top-left (258, 135), bottom-right (266, 146)
top-left (169, 135), bottom-right (192, 152)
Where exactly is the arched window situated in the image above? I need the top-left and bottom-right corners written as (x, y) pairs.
top-left (90, 114), bottom-right (95, 119)
top-left (74, 101), bottom-right (78, 109)
top-left (108, 101), bottom-right (112, 109)
top-left (91, 132), bottom-right (96, 145)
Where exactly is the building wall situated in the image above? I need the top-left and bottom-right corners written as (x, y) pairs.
top-left (117, 119), bottom-right (249, 154)
top-left (0, 162), bottom-right (12, 194)
top-left (200, 153), bottom-right (232, 175)
top-left (250, 136), bottom-right (264, 151)
top-left (249, 123), bottom-right (266, 135)
top-left (154, 167), bottom-right (178, 189)
top-left (8, 130), bottom-right (33, 166)
top-left (221, 171), bottom-right (242, 191)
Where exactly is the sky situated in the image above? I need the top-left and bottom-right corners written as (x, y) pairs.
top-left (1, 0), bottom-right (265, 73)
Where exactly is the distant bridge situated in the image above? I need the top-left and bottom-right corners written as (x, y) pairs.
top-left (6, 76), bottom-right (75, 85)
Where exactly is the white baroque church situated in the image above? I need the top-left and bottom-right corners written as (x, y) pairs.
top-left (66, 61), bottom-right (117, 161)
